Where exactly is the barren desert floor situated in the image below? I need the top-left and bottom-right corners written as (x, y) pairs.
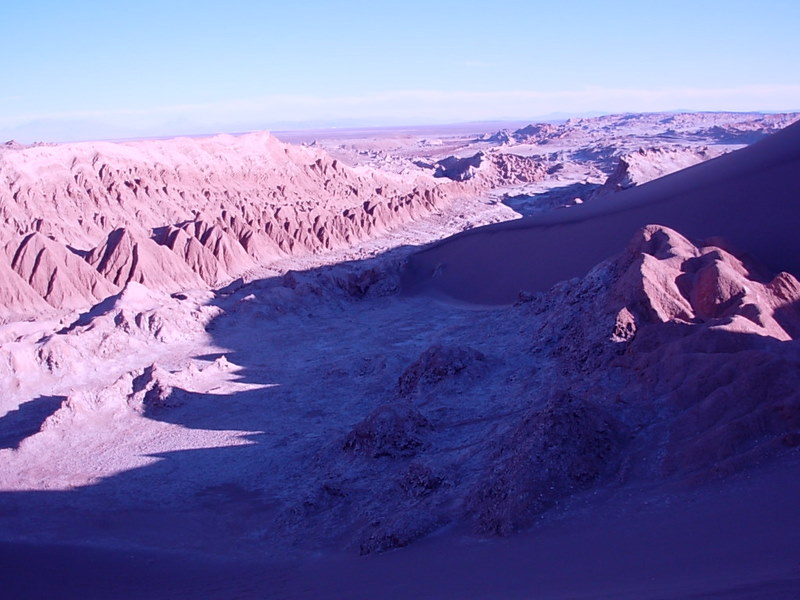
top-left (1, 112), bottom-right (799, 598)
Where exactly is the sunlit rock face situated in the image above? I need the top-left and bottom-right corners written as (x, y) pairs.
top-left (0, 131), bottom-right (448, 319)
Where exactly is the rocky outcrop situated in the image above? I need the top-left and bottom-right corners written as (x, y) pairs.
top-left (606, 226), bottom-right (800, 478)
top-left (511, 122), bottom-right (561, 144)
top-left (357, 510), bottom-right (445, 555)
top-left (534, 224), bottom-right (800, 481)
top-left (609, 225), bottom-right (800, 339)
top-left (478, 129), bottom-right (512, 145)
top-left (434, 152), bottom-right (546, 186)
top-left (46, 283), bottom-right (219, 367)
top-left (40, 363), bottom-right (177, 433)
top-left (0, 133), bottom-right (444, 247)
top-left (434, 153), bottom-right (484, 181)
top-left (485, 113), bottom-right (799, 156)
top-left (397, 344), bottom-right (487, 396)
top-left (86, 228), bottom-right (205, 293)
top-left (343, 403), bottom-right (431, 458)
top-left (589, 146), bottom-right (725, 199)
top-left (0, 258), bottom-right (53, 322)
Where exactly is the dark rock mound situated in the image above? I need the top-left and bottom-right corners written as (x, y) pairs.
top-left (343, 403), bottom-right (431, 458)
top-left (465, 394), bottom-right (625, 536)
top-left (358, 510), bottom-right (445, 555)
top-left (398, 462), bottom-right (447, 499)
top-left (397, 344), bottom-right (487, 396)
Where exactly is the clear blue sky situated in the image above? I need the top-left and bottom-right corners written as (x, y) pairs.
top-left (1, 0), bottom-right (799, 141)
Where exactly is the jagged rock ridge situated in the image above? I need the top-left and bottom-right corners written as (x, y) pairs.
top-left (433, 151), bottom-right (546, 186)
top-left (0, 132), bottom-right (449, 319)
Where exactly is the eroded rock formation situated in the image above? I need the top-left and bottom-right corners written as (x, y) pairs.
top-left (0, 132), bottom-right (449, 319)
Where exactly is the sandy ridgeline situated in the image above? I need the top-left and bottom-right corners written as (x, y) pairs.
top-left (1, 112), bottom-right (799, 599)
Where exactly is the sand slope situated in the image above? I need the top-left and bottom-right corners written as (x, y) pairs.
top-left (402, 120), bottom-right (800, 304)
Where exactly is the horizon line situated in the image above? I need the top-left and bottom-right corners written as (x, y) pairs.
top-left (6, 107), bottom-right (800, 146)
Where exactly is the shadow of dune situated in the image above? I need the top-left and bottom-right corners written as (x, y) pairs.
top-left (0, 537), bottom-right (288, 600)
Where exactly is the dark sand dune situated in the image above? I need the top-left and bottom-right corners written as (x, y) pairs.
top-left (402, 121), bottom-right (800, 304)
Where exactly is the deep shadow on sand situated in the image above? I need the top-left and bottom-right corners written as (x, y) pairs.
top-left (1, 454), bottom-right (799, 599)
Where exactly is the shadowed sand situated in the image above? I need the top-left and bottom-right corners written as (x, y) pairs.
top-left (2, 455), bottom-right (798, 599)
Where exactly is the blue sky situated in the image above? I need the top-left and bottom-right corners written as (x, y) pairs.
top-left (1, 0), bottom-right (799, 142)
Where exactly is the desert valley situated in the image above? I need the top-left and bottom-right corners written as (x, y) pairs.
top-left (0, 109), bottom-right (799, 598)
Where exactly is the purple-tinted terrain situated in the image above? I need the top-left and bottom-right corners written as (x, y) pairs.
top-left (1, 111), bottom-right (799, 599)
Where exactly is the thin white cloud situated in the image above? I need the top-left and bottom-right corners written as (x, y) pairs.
top-left (460, 60), bottom-right (495, 68)
top-left (3, 84), bottom-right (800, 141)
top-left (7, 84), bottom-right (800, 120)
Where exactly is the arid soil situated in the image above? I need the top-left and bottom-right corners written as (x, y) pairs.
top-left (1, 111), bottom-right (799, 599)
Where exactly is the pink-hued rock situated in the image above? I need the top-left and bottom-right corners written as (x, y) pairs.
top-left (550, 224), bottom-right (800, 480)
top-left (503, 111), bottom-right (799, 147)
top-left (7, 232), bottom-right (118, 309)
top-left (0, 257), bottom-right (52, 322)
top-left (161, 226), bottom-right (229, 285)
top-left (0, 132), bottom-right (441, 248)
top-left (86, 228), bottom-right (205, 293)
top-left (609, 224), bottom-right (800, 340)
top-left (434, 151), bottom-right (547, 186)
top-left (0, 131), bottom-right (449, 314)
top-left (169, 218), bottom-right (258, 282)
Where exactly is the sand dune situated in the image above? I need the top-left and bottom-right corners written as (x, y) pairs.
top-left (403, 120), bottom-right (800, 304)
